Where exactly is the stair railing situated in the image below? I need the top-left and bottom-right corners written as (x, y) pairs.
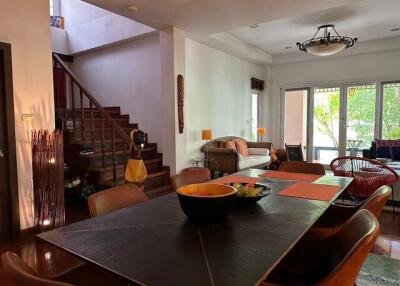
top-left (53, 54), bottom-right (130, 184)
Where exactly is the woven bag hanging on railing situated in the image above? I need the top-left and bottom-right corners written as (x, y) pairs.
top-left (32, 130), bottom-right (64, 232)
top-left (124, 130), bottom-right (148, 185)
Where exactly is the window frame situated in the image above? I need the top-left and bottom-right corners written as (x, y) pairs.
top-left (251, 90), bottom-right (262, 141)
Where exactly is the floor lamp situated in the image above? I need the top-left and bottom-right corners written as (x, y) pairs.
top-left (257, 127), bottom-right (266, 142)
top-left (202, 129), bottom-right (213, 160)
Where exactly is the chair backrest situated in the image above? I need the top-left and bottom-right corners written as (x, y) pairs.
top-left (87, 184), bottom-right (148, 217)
top-left (330, 156), bottom-right (399, 199)
top-left (172, 167), bottom-right (211, 190)
top-left (316, 209), bottom-right (380, 286)
top-left (278, 161), bottom-right (326, 175)
top-left (361, 185), bottom-right (391, 218)
top-left (285, 143), bottom-right (304, 161)
top-left (1, 252), bottom-right (74, 286)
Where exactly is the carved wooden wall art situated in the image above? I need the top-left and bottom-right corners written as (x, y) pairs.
top-left (177, 74), bottom-right (184, 134)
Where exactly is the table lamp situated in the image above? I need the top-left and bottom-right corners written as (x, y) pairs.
top-left (202, 129), bottom-right (213, 159)
top-left (257, 127), bottom-right (266, 142)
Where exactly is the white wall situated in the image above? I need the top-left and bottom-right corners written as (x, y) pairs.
top-left (51, 27), bottom-right (69, 54)
top-left (185, 38), bottom-right (265, 164)
top-left (267, 49), bottom-right (400, 147)
top-left (0, 0), bottom-right (55, 229)
top-left (59, 0), bottom-right (154, 54)
top-left (72, 34), bottom-right (163, 150)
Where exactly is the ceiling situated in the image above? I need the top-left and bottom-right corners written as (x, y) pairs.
top-left (229, 0), bottom-right (400, 55)
top-left (84, 0), bottom-right (400, 64)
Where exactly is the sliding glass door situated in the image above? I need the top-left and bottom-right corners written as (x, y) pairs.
top-left (312, 87), bottom-right (341, 165)
top-left (283, 83), bottom-right (378, 165)
top-left (283, 89), bottom-right (309, 160)
top-left (344, 84), bottom-right (376, 156)
top-left (382, 82), bottom-right (400, 139)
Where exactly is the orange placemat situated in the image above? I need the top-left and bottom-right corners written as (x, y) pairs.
top-left (261, 171), bottom-right (322, 182)
top-left (212, 175), bottom-right (261, 185)
top-left (278, 182), bottom-right (341, 202)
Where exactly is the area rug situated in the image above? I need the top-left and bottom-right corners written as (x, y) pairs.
top-left (357, 271), bottom-right (400, 286)
top-left (357, 253), bottom-right (400, 285)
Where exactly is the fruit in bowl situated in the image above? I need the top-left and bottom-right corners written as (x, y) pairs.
top-left (225, 182), bottom-right (271, 203)
top-left (177, 183), bottom-right (237, 220)
top-left (233, 183), bottom-right (263, 197)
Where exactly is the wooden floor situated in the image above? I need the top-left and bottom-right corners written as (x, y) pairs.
top-left (0, 208), bottom-right (399, 285)
top-left (373, 210), bottom-right (400, 259)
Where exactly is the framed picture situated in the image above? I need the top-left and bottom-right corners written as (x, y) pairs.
top-left (50, 16), bottom-right (64, 29)
top-left (285, 143), bottom-right (304, 161)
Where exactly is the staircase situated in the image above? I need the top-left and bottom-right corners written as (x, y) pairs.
top-left (53, 54), bottom-right (173, 199)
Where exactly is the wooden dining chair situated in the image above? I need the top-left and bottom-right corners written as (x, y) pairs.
top-left (88, 183), bottom-right (148, 217)
top-left (171, 167), bottom-right (211, 190)
top-left (278, 161), bottom-right (326, 175)
top-left (285, 143), bottom-right (304, 161)
top-left (262, 209), bottom-right (380, 286)
top-left (307, 185), bottom-right (391, 239)
top-left (1, 251), bottom-right (74, 286)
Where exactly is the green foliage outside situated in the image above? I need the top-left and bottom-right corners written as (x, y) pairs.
top-left (382, 86), bottom-right (400, 139)
top-left (313, 91), bottom-right (340, 147)
top-left (313, 86), bottom-right (400, 148)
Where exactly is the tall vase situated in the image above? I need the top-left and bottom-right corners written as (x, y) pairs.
top-left (32, 130), bottom-right (64, 232)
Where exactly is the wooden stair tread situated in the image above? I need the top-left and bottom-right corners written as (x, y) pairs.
top-left (72, 139), bottom-right (125, 144)
top-left (88, 157), bottom-right (162, 172)
top-left (102, 170), bottom-right (168, 183)
top-left (70, 126), bottom-right (138, 133)
top-left (69, 117), bottom-right (128, 122)
top-left (78, 150), bottom-right (127, 158)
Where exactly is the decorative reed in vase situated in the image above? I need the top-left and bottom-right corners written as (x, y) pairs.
top-left (32, 130), bottom-right (64, 232)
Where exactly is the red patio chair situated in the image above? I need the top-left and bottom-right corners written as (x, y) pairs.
top-left (330, 157), bottom-right (398, 200)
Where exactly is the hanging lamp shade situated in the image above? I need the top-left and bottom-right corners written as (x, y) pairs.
top-left (297, 24), bottom-right (357, 56)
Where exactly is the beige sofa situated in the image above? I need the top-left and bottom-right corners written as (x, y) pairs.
top-left (201, 136), bottom-right (272, 174)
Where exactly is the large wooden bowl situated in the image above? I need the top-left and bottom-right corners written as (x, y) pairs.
top-left (177, 184), bottom-right (237, 220)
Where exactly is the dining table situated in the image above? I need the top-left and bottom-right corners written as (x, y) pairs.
top-left (37, 169), bottom-right (353, 286)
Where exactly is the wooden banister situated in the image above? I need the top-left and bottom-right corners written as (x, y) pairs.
top-left (53, 53), bottom-right (132, 185)
top-left (53, 54), bottom-right (131, 144)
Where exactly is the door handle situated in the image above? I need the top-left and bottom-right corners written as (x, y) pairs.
top-left (0, 149), bottom-right (4, 158)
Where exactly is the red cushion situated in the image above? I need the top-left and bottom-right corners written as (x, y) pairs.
top-left (375, 139), bottom-right (400, 148)
top-left (234, 139), bottom-right (249, 157)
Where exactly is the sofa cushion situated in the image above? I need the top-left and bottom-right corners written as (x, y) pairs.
top-left (391, 146), bottom-right (400, 161)
top-left (238, 155), bottom-right (270, 170)
top-left (376, 146), bottom-right (392, 159)
top-left (225, 140), bottom-right (236, 151)
top-left (375, 139), bottom-right (400, 148)
top-left (234, 139), bottom-right (249, 157)
top-left (248, 148), bottom-right (270, 156)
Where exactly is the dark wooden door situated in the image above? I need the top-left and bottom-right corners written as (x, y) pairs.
top-left (0, 43), bottom-right (19, 242)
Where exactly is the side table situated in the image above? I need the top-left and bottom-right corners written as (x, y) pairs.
top-left (192, 157), bottom-right (221, 178)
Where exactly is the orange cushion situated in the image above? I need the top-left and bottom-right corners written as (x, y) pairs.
top-left (234, 139), bottom-right (249, 156)
top-left (225, 140), bottom-right (236, 151)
